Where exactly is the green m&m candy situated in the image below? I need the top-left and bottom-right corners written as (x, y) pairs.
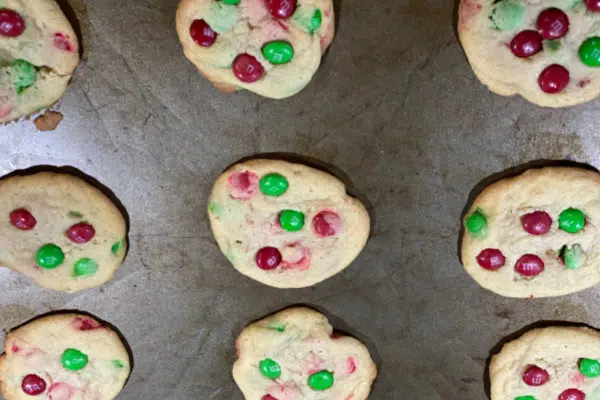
top-left (74, 258), bottom-right (99, 277)
top-left (221, 0), bottom-right (240, 4)
top-left (563, 244), bottom-right (586, 270)
top-left (12, 59), bottom-right (37, 94)
top-left (515, 396), bottom-right (536, 400)
top-left (112, 239), bottom-right (124, 255)
top-left (62, 348), bottom-right (89, 371)
top-left (559, 208), bottom-right (585, 233)
top-left (466, 209), bottom-right (487, 237)
top-left (580, 358), bottom-right (600, 377)
top-left (310, 9), bottom-right (322, 33)
top-left (262, 41), bottom-right (294, 65)
top-left (580, 37), bottom-right (600, 67)
top-left (36, 244), bottom-right (65, 269)
top-left (259, 358), bottom-right (281, 379)
top-left (260, 173), bottom-right (289, 196)
top-left (279, 210), bottom-right (305, 232)
top-left (308, 370), bottom-right (334, 391)
top-left (490, 1), bottom-right (525, 31)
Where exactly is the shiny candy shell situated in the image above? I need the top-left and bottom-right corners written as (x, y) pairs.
top-left (308, 370), bottom-right (334, 390)
top-left (74, 258), bottom-right (99, 277)
top-left (259, 358), bottom-right (281, 379)
top-left (36, 244), bottom-right (65, 269)
top-left (61, 348), bottom-right (89, 371)
top-left (262, 41), bottom-right (294, 65)
top-left (580, 37), bottom-right (600, 67)
top-left (580, 358), bottom-right (600, 377)
top-left (0, 9), bottom-right (25, 37)
top-left (21, 374), bottom-right (46, 395)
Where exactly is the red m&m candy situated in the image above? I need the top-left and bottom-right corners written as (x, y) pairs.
top-left (233, 54), bottom-right (264, 83)
top-left (522, 365), bottom-right (549, 386)
top-left (10, 208), bottom-right (36, 230)
top-left (256, 247), bottom-right (282, 270)
top-left (559, 388), bottom-right (585, 400)
top-left (0, 9), bottom-right (25, 37)
top-left (515, 254), bottom-right (544, 277)
top-left (267, 0), bottom-right (297, 19)
top-left (538, 64), bottom-right (569, 94)
top-left (262, 396), bottom-right (279, 400)
top-left (537, 8), bottom-right (569, 40)
top-left (21, 374), bottom-right (46, 395)
top-left (521, 211), bottom-right (552, 235)
top-left (476, 249), bottom-right (506, 271)
top-left (586, 0), bottom-right (600, 11)
top-left (66, 223), bottom-right (96, 244)
top-left (312, 211), bottom-right (340, 237)
top-left (190, 19), bottom-right (217, 47)
top-left (511, 30), bottom-right (543, 58)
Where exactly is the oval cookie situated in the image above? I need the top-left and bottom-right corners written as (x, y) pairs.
top-left (208, 159), bottom-right (370, 288)
top-left (233, 307), bottom-right (377, 400)
top-left (0, 172), bottom-right (127, 293)
top-left (461, 166), bottom-right (600, 298)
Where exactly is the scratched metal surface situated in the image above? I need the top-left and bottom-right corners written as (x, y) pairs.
top-left (1, 0), bottom-right (599, 399)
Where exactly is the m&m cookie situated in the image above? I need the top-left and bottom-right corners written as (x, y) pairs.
top-left (461, 166), bottom-right (600, 298)
top-left (0, 313), bottom-right (131, 400)
top-left (459, 0), bottom-right (600, 107)
top-left (0, 0), bottom-right (79, 123)
top-left (233, 307), bottom-right (377, 400)
top-left (490, 326), bottom-right (600, 400)
top-left (208, 159), bottom-right (370, 288)
top-left (0, 172), bottom-right (127, 293)
top-left (175, 0), bottom-right (335, 98)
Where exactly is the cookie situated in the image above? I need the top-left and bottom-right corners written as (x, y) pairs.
top-left (461, 166), bottom-right (600, 298)
top-left (0, 313), bottom-right (131, 400)
top-left (0, 172), bottom-right (127, 293)
top-left (233, 307), bottom-right (377, 400)
top-left (208, 159), bottom-right (370, 288)
top-left (175, 0), bottom-right (335, 99)
top-left (0, 0), bottom-right (79, 123)
top-left (458, 0), bottom-right (600, 107)
top-left (490, 326), bottom-right (600, 400)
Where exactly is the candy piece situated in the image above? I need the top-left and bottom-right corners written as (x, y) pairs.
top-left (262, 396), bottom-right (278, 400)
top-left (233, 53), bottom-right (265, 83)
top-left (347, 357), bottom-right (357, 374)
top-left (256, 247), bottom-right (282, 270)
top-left (61, 348), bottom-right (88, 371)
top-left (522, 365), bottom-right (549, 386)
top-left (36, 244), bottom-right (65, 269)
top-left (308, 370), bottom-right (334, 391)
top-left (71, 317), bottom-right (101, 331)
top-left (586, 0), bottom-right (600, 11)
top-left (515, 254), bottom-right (544, 277)
top-left (466, 209), bottom-right (487, 237)
top-left (545, 39), bottom-right (561, 51)
top-left (259, 358), bottom-right (282, 379)
top-left (521, 211), bottom-right (552, 235)
top-left (47, 383), bottom-right (73, 400)
top-left (268, 323), bottom-right (286, 332)
top-left (537, 8), bottom-right (569, 40)
top-left (222, 0), bottom-right (241, 4)
top-left (54, 33), bottom-right (75, 52)
top-left (12, 59), bottom-right (37, 94)
top-left (229, 171), bottom-right (259, 199)
top-left (563, 244), bottom-right (586, 269)
top-left (21, 374), bottom-right (46, 395)
top-left (559, 208), bottom-right (585, 233)
top-left (476, 249), bottom-right (506, 270)
top-left (112, 360), bottom-right (125, 368)
top-left (515, 397), bottom-right (536, 400)
top-left (260, 173), bottom-right (289, 196)
top-left (310, 9), bottom-right (322, 33)
top-left (68, 211), bottom-right (83, 218)
top-left (9, 208), bottom-right (36, 230)
top-left (267, 0), bottom-right (297, 19)
top-left (580, 37), bottom-right (600, 67)
top-left (538, 64), bottom-right (569, 94)
top-left (490, 1), bottom-right (525, 31)
top-left (111, 240), bottom-right (123, 255)
top-left (580, 358), bottom-right (600, 377)
top-left (263, 41), bottom-right (294, 65)
top-left (279, 210), bottom-right (305, 232)
top-left (66, 222), bottom-right (96, 244)
top-left (559, 389), bottom-right (585, 400)
top-left (0, 9), bottom-right (25, 37)
top-left (511, 30), bottom-right (543, 58)
top-left (190, 19), bottom-right (217, 47)
top-left (312, 211), bottom-right (340, 237)
top-left (74, 258), bottom-right (99, 277)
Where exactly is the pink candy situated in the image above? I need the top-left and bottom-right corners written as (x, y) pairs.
top-left (228, 171), bottom-right (259, 199)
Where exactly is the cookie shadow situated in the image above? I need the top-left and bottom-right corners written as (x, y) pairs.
top-left (2, 309), bottom-right (135, 382)
top-left (483, 320), bottom-right (598, 399)
top-left (223, 152), bottom-right (376, 239)
top-left (0, 165), bottom-right (131, 260)
top-left (456, 159), bottom-right (599, 264)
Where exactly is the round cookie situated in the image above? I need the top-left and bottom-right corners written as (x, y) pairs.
top-left (233, 307), bottom-right (377, 400)
top-left (208, 159), bottom-right (370, 288)
top-left (490, 326), bottom-right (600, 400)
top-left (0, 172), bottom-right (127, 293)
top-left (0, 0), bottom-right (79, 123)
top-left (458, 0), bottom-right (600, 107)
top-left (461, 166), bottom-right (600, 298)
top-left (175, 0), bottom-right (335, 99)
top-left (0, 313), bottom-right (131, 400)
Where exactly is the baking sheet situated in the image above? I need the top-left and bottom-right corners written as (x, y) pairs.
top-left (2, 0), bottom-right (600, 398)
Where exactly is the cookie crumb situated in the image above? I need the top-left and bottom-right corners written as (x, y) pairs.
top-left (34, 110), bottom-right (63, 131)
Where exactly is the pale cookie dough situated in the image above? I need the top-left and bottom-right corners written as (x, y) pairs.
top-left (208, 159), bottom-right (370, 288)
top-left (461, 166), bottom-right (600, 298)
top-left (0, 172), bottom-right (127, 293)
top-left (0, 0), bottom-right (79, 123)
top-left (233, 307), bottom-right (377, 400)
top-left (459, 0), bottom-right (600, 107)
top-left (0, 313), bottom-right (131, 400)
top-left (176, 0), bottom-right (335, 99)
top-left (490, 326), bottom-right (600, 400)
